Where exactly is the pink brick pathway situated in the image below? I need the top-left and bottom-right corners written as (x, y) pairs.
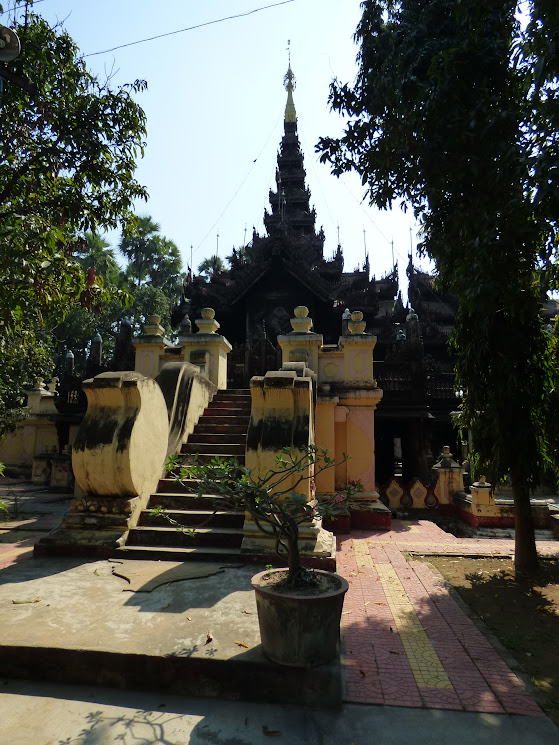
top-left (338, 520), bottom-right (552, 714)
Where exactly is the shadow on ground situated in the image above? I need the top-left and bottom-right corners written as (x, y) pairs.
top-left (2, 678), bottom-right (558, 745)
top-left (427, 556), bottom-right (559, 725)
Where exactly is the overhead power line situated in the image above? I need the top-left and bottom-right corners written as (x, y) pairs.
top-left (84, 0), bottom-right (296, 57)
top-left (193, 111), bottom-right (282, 261)
top-left (0, 0), bottom-right (47, 13)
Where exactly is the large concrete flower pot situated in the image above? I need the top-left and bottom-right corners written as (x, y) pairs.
top-left (251, 568), bottom-right (349, 668)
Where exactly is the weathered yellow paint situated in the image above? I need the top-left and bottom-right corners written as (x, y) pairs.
top-left (342, 337), bottom-right (375, 383)
top-left (0, 383), bottom-right (72, 468)
top-left (277, 332), bottom-right (323, 373)
top-left (72, 372), bottom-right (168, 504)
top-left (242, 367), bottom-right (335, 559)
top-left (335, 389), bottom-right (383, 498)
top-left (409, 478), bottom-right (428, 508)
top-left (469, 480), bottom-right (498, 516)
top-left (315, 398), bottom-right (337, 495)
top-left (133, 315), bottom-right (175, 378)
top-left (433, 468), bottom-right (464, 504)
top-left (180, 336), bottom-right (231, 390)
top-left (318, 350), bottom-right (344, 383)
top-left (245, 371), bottom-right (311, 498)
top-left (346, 411), bottom-right (375, 488)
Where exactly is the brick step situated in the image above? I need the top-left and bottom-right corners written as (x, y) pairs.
top-left (213, 389), bottom-right (250, 397)
top-left (113, 544), bottom-right (244, 563)
top-left (206, 400), bottom-right (251, 411)
top-left (151, 492), bottom-right (227, 510)
top-left (187, 433), bottom-right (247, 446)
top-left (197, 414), bottom-right (250, 427)
top-left (140, 508), bottom-right (244, 529)
top-left (156, 477), bottom-right (202, 493)
top-left (177, 452), bottom-right (245, 466)
top-left (127, 525), bottom-right (243, 549)
top-left (193, 423), bottom-right (248, 436)
top-left (182, 442), bottom-right (246, 456)
top-left (212, 395), bottom-right (251, 404)
top-left (202, 406), bottom-right (251, 417)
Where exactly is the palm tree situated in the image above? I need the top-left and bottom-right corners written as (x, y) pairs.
top-left (119, 216), bottom-right (160, 287)
top-left (80, 232), bottom-right (120, 285)
top-left (198, 255), bottom-right (224, 279)
top-left (149, 236), bottom-right (183, 295)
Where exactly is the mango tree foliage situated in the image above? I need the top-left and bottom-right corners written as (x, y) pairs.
top-left (0, 14), bottom-right (148, 339)
top-left (75, 232), bottom-right (122, 288)
top-left (0, 323), bottom-right (54, 437)
top-left (317, 0), bottom-right (559, 575)
top-left (517, 0), bottom-right (559, 277)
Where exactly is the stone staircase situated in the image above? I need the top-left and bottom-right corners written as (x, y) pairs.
top-left (116, 389), bottom-right (251, 562)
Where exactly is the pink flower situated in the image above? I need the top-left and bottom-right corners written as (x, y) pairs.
top-left (335, 494), bottom-right (345, 503)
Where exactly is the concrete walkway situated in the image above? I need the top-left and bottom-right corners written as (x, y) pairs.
top-left (1, 678), bottom-right (558, 745)
top-left (0, 477), bottom-right (71, 571)
top-left (1, 479), bottom-right (559, 743)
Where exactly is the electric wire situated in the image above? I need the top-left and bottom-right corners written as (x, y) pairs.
top-left (298, 123), bottom-right (339, 242)
top-left (0, 0), bottom-right (47, 14)
top-left (336, 172), bottom-right (457, 315)
top-left (84, 0), bottom-right (296, 57)
top-left (192, 111), bottom-right (283, 264)
top-left (338, 173), bottom-right (392, 246)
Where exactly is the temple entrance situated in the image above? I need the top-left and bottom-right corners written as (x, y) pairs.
top-left (228, 332), bottom-right (281, 388)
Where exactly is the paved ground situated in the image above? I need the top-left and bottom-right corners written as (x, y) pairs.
top-left (1, 678), bottom-right (558, 745)
top-left (1, 478), bottom-right (559, 743)
top-left (0, 477), bottom-right (71, 571)
top-left (339, 525), bottom-right (559, 714)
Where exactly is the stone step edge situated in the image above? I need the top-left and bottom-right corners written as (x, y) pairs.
top-left (141, 508), bottom-right (245, 518)
top-left (130, 525), bottom-right (244, 535)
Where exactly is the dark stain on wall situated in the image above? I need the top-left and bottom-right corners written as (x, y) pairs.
top-left (73, 415), bottom-right (118, 452)
top-left (116, 415), bottom-right (136, 453)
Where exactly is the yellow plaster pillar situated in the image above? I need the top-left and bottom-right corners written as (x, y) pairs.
top-left (338, 389), bottom-right (383, 499)
top-left (432, 446), bottom-right (464, 505)
top-left (469, 476), bottom-right (498, 518)
top-left (277, 306), bottom-right (323, 374)
top-left (241, 367), bottom-right (334, 560)
top-left (133, 314), bottom-right (174, 378)
top-left (178, 308), bottom-right (232, 390)
top-left (315, 395), bottom-right (338, 495)
top-left (0, 378), bottom-right (60, 470)
top-left (322, 314), bottom-right (383, 500)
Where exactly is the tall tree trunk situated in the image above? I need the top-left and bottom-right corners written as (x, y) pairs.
top-left (511, 467), bottom-right (539, 577)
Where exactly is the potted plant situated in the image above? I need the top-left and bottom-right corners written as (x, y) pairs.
top-left (162, 445), bottom-right (357, 667)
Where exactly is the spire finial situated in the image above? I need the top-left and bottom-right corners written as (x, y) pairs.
top-left (284, 41), bottom-right (296, 124)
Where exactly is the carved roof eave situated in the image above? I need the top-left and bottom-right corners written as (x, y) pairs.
top-left (228, 264), bottom-right (272, 306)
top-left (228, 256), bottom-right (332, 307)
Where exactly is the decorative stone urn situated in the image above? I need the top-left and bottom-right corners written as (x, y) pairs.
top-left (290, 306), bottom-right (313, 333)
top-left (144, 315), bottom-right (165, 337)
top-left (348, 310), bottom-right (366, 335)
top-left (195, 307), bottom-right (220, 334)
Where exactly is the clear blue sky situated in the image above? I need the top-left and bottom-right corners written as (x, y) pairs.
top-left (4, 0), bottom-right (431, 291)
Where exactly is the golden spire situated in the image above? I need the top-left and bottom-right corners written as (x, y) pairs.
top-left (284, 41), bottom-right (296, 124)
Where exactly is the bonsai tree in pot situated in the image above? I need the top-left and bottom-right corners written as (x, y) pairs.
top-left (161, 445), bottom-right (358, 666)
